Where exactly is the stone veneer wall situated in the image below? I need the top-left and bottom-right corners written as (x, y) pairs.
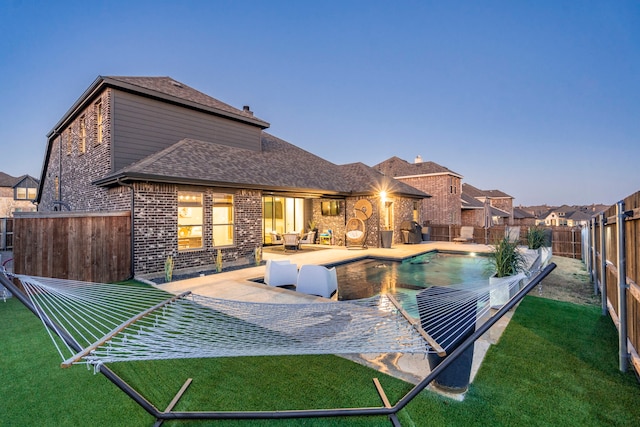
top-left (310, 199), bottom-right (346, 245)
top-left (343, 195), bottom-right (419, 247)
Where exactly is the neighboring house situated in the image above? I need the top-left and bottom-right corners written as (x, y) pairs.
top-left (512, 206), bottom-right (537, 226)
top-left (542, 205), bottom-right (596, 227)
top-left (373, 155), bottom-right (457, 225)
top-left (36, 76), bottom-right (427, 278)
top-left (0, 172), bottom-right (38, 216)
top-left (461, 183), bottom-right (514, 226)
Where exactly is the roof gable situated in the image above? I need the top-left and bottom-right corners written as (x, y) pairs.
top-left (373, 156), bottom-right (462, 178)
top-left (462, 183), bottom-right (512, 199)
top-left (0, 171), bottom-right (17, 187)
top-left (104, 76), bottom-right (268, 127)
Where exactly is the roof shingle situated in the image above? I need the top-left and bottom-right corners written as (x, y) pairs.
top-left (97, 133), bottom-right (428, 198)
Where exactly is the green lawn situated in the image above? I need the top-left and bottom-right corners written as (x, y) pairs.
top-left (1, 294), bottom-right (639, 426)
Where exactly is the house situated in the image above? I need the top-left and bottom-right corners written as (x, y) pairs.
top-left (35, 76), bottom-right (428, 278)
top-left (542, 205), bottom-right (595, 227)
top-left (373, 156), bottom-right (517, 228)
top-left (512, 206), bottom-right (537, 226)
top-left (373, 155), bottom-right (458, 225)
top-left (0, 172), bottom-right (38, 217)
top-left (461, 183), bottom-right (514, 226)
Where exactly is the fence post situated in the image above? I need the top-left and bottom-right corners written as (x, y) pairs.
top-left (590, 218), bottom-right (597, 290)
top-left (599, 213), bottom-right (607, 317)
top-left (584, 221), bottom-right (592, 277)
top-left (616, 201), bottom-right (628, 373)
top-left (0, 218), bottom-right (5, 250)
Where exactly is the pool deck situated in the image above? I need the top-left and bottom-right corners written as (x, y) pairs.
top-left (155, 241), bottom-right (510, 399)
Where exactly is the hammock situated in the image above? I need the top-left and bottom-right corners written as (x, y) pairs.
top-left (8, 272), bottom-right (529, 370)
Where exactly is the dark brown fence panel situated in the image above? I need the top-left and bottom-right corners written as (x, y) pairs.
top-left (427, 223), bottom-right (582, 259)
top-left (429, 224), bottom-right (452, 242)
top-left (12, 212), bottom-right (131, 283)
top-left (592, 190), bottom-right (640, 378)
top-left (552, 226), bottom-right (582, 259)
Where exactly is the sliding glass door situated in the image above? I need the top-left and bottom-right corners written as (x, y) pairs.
top-left (263, 196), bottom-right (305, 244)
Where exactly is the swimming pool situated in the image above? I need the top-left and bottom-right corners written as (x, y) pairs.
top-left (334, 251), bottom-right (491, 301)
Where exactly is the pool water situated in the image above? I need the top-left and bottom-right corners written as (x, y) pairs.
top-left (335, 251), bottom-right (491, 302)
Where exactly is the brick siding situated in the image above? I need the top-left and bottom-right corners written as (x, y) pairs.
top-left (396, 175), bottom-right (461, 225)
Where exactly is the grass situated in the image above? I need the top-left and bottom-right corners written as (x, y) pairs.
top-left (1, 293), bottom-right (639, 426)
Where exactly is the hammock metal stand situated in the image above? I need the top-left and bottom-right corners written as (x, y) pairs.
top-left (0, 264), bottom-right (556, 426)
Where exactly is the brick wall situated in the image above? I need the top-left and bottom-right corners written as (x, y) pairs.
top-left (37, 87), bottom-right (263, 277)
top-left (40, 89), bottom-right (113, 212)
top-left (491, 198), bottom-right (513, 224)
top-left (461, 209), bottom-right (485, 226)
top-left (132, 184), bottom-right (262, 277)
top-left (397, 174), bottom-right (461, 225)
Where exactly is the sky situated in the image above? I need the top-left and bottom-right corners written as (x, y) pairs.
top-left (0, 0), bottom-right (638, 207)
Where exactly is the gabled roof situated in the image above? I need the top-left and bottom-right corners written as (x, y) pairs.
top-left (545, 205), bottom-right (595, 222)
top-left (0, 172), bottom-right (17, 187)
top-left (95, 133), bottom-right (429, 199)
top-left (462, 183), bottom-right (512, 199)
top-left (513, 206), bottom-right (535, 219)
top-left (461, 192), bottom-right (485, 209)
top-left (0, 172), bottom-right (37, 188)
top-left (489, 205), bottom-right (511, 218)
top-left (337, 162), bottom-right (431, 197)
top-left (372, 156), bottom-right (463, 178)
top-left (47, 76), bottom-right (269, 139)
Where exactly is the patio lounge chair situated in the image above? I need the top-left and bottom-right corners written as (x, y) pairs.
top-left (270, 231), bottom-right (283, 245)
top-left (264, 259), bottom-right (298, 287)
top-left (282, 232), bottom-right (300, 252)
top-left (505, 226), bottom-right (520, 244)
top-left (296, 265), bottom-right (338, 298)
top-left (299, 231), bottom-right (316, 245)
top-left (453, 226), bottom-right (474, 243)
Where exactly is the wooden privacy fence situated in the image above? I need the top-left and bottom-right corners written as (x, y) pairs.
top-left (428, 224), bottom-right (582, 259)
top-left (586, 191), bottom-right (640, 375)
top-left (12, 211), bottom-right (131, 283)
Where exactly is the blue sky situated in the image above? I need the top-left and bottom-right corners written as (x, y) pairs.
top-left (1, 0), bottom-right (638, 207)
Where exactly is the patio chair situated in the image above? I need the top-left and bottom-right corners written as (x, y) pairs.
top-left (270, 231), bottom-right (283, 245)
top-left (453, 226), bottom-right (474, 243)
top-left (505, 226), bottom-right (520, 244)
top-left (345, 217), bottom-right (366, 249)
top-left (282, 232), bottom-right (300, 252)
top-left (264, 259), bottom-right (298, 287)
top-left (299, 231), bottom-right (316, 245)
top-left (296, 265), bottom-right (338, 298)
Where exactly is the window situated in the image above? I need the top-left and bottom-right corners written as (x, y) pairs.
top-left (79, 116), bottom-right (86, 154)
top-left (95, 100), bottom-right (103, 144)
top-left (178, 192), bottom-right (203, 250)
top-left (212, 194), bottom-right (234, 247)
top-left (15, 182), bottom-right (38, 200)
top-left (64, 131), bottom-right (71, 155)
top-left (54, 176), bottom-right (59, 200)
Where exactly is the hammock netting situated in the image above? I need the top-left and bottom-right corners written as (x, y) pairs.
top-left (8, 272), bottom-right (529, 369)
